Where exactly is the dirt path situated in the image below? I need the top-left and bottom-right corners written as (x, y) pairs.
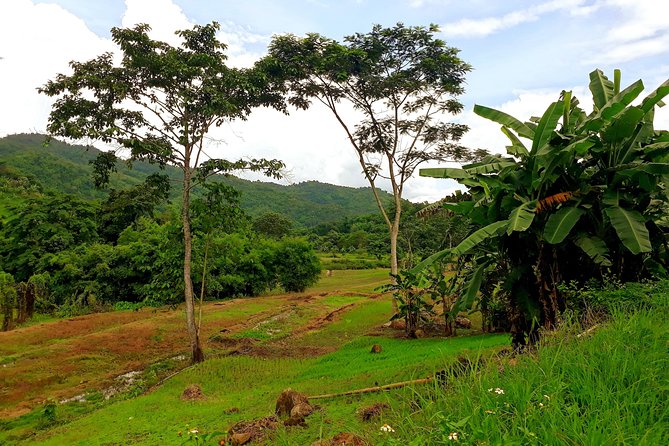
top-left (0, 291), bottom-right (380, 418)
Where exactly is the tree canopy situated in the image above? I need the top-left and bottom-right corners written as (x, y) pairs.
top-left (265, 23), bottom-right (484, 277)
top-left (39, 22), bottom-right (285, 363)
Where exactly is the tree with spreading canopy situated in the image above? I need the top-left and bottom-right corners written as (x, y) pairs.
top-left (40, 22), bottom-right (285, 363)
top-left (265, 23), bottom-right (486, 282)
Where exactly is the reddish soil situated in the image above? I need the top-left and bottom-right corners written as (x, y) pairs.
top-left (0, 292), bottom-right (370, 418)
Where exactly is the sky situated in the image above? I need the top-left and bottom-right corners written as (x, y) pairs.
top-left (1, 0), bottom-right (668, 202)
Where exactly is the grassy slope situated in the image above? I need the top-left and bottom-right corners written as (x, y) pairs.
top-left (0, 133), bottom-right (393, 227)
top-left (0, 268), bottom-right (510, 445)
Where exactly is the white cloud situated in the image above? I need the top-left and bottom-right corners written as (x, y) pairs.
top-left (587, 0), bottom-right (669, 64)
top-left (0, 0), bottom-right (114, 137)
top-left (121, 0), bottom-right (192, 45)
top-left (442, 0), bottom-right (588, 38)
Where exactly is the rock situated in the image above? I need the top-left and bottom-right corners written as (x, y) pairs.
top-left (283, 416), bottom-right (307, 427)
top-left (275, 388), bottom-right (310, 418)
top-left (370, 344), bottom-right (382, 354)
top-left (390, 319), bottom-right (406, 330)
top-left (290, 402), bottom-right (314, 419)
top-left (358, 402), bottom-right (389, 421)
top-left (227, 416), bottom-right (278, 445)
top-left (455, 316), bottom-right (472, 329)
top-left (330, 432), bottom-right (367, 445)
top-left (414, 328), bottom-right (426, 338)
top-left (181, 384), bottom-right (204, 401)
top-left (230, 432), bottom-right (252, 445)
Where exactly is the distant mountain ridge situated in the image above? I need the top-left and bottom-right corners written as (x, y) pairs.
top-left (0, 133), bottom-right (393, 227)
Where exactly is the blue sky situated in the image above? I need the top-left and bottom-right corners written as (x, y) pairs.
top-left (2, 0), bottom-right (669, 201)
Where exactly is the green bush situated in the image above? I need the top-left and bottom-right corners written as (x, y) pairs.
top-left (273, 238), bottom-right (322, 292)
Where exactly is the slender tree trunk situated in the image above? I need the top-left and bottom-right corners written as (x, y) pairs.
top-left (182, 165), bottom-right (204, 364)
top-left (198, 236), bottom-right (210, 332)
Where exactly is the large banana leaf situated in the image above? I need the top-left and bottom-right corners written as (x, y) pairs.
top-left (473, 104), bottom-right (535, 140)
top-left (604, 206), bottom-right (652, 254)
top-left (454, 262), bottom-right (486, 313)
top-left (599, 79), bottom-right (644, 121)
top-left (574, 235), bottom-right (612, 266)
top-left (589, 69), bottom-right (615, 111)
top-left (640, 78), bottom-right (669, 114)
top-left (531, 100), bottom-right (564, 154)
top-left (507, 202), bottom-right (536, 235)
top-left (419, 167), bottom-right (471, 179)
top-left (463, 157), bottom-right (517, 175)
top-left (453, 220), bottom-right (508, 255)
top-left (501, 126), bottom-right (529, 157)
top-left (543, 206), bottom-right (584, 244)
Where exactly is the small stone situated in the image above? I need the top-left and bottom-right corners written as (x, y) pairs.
top-left (370, 344), bottom-right (382, 354)
top-left (275, 389), bottom-right (309, 418)
top-left (290, 402), bottom-right (314, 419)
top-left (230, 432), bottom-right (252, 445)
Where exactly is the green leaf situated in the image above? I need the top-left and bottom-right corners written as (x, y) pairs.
top-left (543, 206), bottom-right (584, 244)
top-left (604, 206), bottom-right (652, 254)
top-left (531, 100), bottom-right (564, 153)
top-left (463, 157), bottom-right (517, 175)
top-left (419, 167), bottom-right (471, 179)
top-left (500, 126), bottom-right (529, 157)
top-left (600, 79), bottom-right (644, 121)
top-left (457, 263), bottom-right (485, 312)
top-left (473, 105), bottom-right (535, 140)
top-left (574, 235), bottom-right (612, 266)
top-left (507, 202), bottom-right (536, 235)
top-left (453, 220), bottom-right (508, 255)
top-left (640, 78), bottom-right (669, 114)
top-left (602, 106), bottom-right (645, 144)
top-left (589, 69), bottom-right (615, 111)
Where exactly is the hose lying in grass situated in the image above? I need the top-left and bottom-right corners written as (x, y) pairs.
top-left (308, 377), bottom-right (433, 400)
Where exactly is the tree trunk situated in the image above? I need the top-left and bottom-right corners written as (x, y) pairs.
top-left (389, 220), bottom-right (400, 313)
top-left (182, 166), bottom-right (205, 364)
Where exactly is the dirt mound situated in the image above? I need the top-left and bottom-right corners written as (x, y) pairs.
top-left (275, 389), bottom-right (310, 418)
top-left (311, 432), bottom-right (367, 445)
top-left (358, 402), bottom-right (389, 421)
top-left (181, 384), bottom-right (204, 401)
top-left (227, 416), bottom-right (278, 445)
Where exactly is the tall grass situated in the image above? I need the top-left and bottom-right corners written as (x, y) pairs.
top-left (378, 290), bottom-right (669, 445)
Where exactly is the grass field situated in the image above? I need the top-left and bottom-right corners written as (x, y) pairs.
top-left (0, 268), bottom-right (510, 445)
top-left (3, 272), bottom-right (662, 445)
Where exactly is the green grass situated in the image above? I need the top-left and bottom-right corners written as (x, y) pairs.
top-left (1, 294), bottom-right (507, 445)
top-left (372, 293), bottom-right (669, 445)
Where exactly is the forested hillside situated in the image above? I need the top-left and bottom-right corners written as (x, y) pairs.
top-left (0, 134), bottom-right (392, 227)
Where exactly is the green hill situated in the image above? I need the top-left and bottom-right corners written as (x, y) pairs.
top-left (0, 133), bottom-right (392, 227)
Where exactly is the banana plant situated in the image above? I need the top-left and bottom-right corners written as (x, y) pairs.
top-left (418, 69), bottom-right (669, 348)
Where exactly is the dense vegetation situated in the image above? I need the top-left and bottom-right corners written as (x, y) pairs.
top-left (0, 133), bottom-right (393, 227)
top-left (0, 162), bottom-right (322, 327)
top-left (0, 16), bottom-right (667, 446)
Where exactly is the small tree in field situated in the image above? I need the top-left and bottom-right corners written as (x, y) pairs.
top-left (266, 23), bottom-right (485, 280)
top-left (40, 22), bottom-right (285, 363)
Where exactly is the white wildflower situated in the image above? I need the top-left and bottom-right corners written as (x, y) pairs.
top-left (448, 432), bottom-right (459, 441)
top-left (380, 424), bottom-right (395, 433)
top-left (189, 429), bottom-right (199, 434)
top-left (494, 388), bottom-right (504, 395)
top-left (543, 394), bottom-right (550, 400)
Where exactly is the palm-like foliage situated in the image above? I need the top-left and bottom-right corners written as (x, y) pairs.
top-left (419, 69), bottom-right (669, 348)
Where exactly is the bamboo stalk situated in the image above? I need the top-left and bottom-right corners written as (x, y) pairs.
top-left (308, 377), bottom-right (432, 400)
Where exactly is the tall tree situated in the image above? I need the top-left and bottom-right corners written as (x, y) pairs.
top-left (266, 23), bottom-right (484, 278)
top-left (40, 22), bottom-right (285, 363)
